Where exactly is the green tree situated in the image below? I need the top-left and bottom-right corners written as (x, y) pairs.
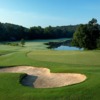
top-left (72, 18), bottom-right (100, 50)
top-left (20, 39), bottom-right (25, 47)
top-left (88, 18), bottom-right (97, 25)
top-left (97, 37), bottom-right (100, 49)
top-left (71, 24), bottom-right (88, 48)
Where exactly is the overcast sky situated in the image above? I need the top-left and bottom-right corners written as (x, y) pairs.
top-left (0, 0), bottom-right (100, 27)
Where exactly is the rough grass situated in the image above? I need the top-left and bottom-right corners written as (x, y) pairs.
top-left (0, 50), bottom-right (13, 56)
top-left (0, 41), bottom-right (100, 100)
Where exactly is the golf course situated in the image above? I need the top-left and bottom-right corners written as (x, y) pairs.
top-left (0, 40), bottom-right (100, 100)
top-left (0, 0), bottom-right (100, 99)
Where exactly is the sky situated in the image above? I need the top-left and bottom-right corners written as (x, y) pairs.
top-left (0, 0), bottom-right (100, 28)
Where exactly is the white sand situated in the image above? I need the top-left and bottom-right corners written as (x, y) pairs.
top-left (0, 66), bottom-right (86, 88)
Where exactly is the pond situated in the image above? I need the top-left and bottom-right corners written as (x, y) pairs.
top-left (45, 40), bottom-right (83, 51)
top-left (53, 45), bottom-right (83, 50)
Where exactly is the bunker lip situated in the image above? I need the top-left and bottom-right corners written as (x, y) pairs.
top-left (0, 66), bottom-right (87, 88)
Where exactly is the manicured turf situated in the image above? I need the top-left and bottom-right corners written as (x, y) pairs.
top-left (0, 41), bottom-right (100, 100)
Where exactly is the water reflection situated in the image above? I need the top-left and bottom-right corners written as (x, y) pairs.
top-left (45, 40), bottom-right (83, 50)
top-left (54, 46), bottom-right (83, 50)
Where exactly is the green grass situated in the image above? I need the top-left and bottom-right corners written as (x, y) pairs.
top-left (28, 50), bottom-right (100, 66)
top-left (0, 41), bottom-right (100, 100)
top-left (0, 50), bottom-right (13, 56)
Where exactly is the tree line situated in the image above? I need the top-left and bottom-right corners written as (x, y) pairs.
top-left (0, 22), bottom-right (78, 41)
top-left (72, 18), bottom-right (100, 50)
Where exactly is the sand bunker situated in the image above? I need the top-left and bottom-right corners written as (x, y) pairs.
top-left (0, 66), bottom-right (86, 88)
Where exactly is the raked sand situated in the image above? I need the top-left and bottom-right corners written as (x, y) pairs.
top-left (0, 66), bottom-right (86, 88)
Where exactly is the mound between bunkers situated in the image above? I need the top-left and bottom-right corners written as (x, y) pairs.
top-left (0, 66), bottom-right (86, 88)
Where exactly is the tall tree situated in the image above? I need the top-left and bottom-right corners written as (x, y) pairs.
top-left (72, 18), bottom-right (100, 49)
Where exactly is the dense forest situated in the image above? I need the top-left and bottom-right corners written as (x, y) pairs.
top-left (0, 22), bottom-right (78, 41)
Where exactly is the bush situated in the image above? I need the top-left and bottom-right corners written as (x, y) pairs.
top-left (2, 42), bottom-right (19, 46)
top-left (97, 37), bottom-right (100, 49)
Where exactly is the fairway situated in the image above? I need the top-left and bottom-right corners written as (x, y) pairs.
top-left (0, 41), bottom-right (100, 100)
